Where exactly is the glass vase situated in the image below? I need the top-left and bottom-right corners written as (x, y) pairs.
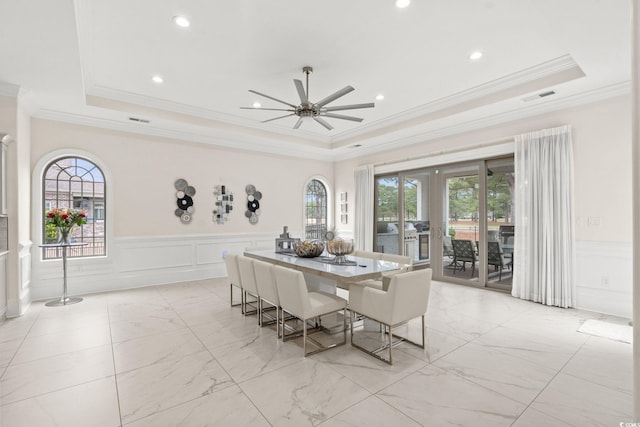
top-left (57, 227), bottom-right (72, 245)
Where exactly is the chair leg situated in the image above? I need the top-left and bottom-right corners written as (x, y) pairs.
top-left (388, 327), bottom-right (393, 365)
top-left (230, 284), bottom-right (242, 309)
top-left (303, 320), bottom-right (308, 356)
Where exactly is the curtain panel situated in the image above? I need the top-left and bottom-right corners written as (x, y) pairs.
top-left (354, 165), bottom-right (374, 251)
top-left (512, 125), bottom-right (575, 308)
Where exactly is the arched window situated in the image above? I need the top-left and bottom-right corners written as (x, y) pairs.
top-left (304, 179), bottom-right (327, 239)
top-left (42, 157), bottom-right (106, 259)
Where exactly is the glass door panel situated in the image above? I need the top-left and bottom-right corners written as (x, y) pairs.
top-left (486, 159), bottom-right (515, 290)
top-left (441, 169), bottom-right (481, 284)
top-left (403, 172), bottom-right (430, 264)
top-left (374, 176), bottom-right (400, 255)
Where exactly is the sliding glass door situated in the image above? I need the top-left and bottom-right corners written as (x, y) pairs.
top-left (437, 165), bottom-right (483, 286)
top-left (374, 172), bottom-right (431, 263)
top-left (373, 156), bottom-right (514, 290)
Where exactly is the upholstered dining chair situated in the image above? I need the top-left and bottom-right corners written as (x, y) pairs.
top-left (237, 255), bottom-right (259, 319)
top-left (252, 259), bottom-right (282, 336)
top-left (272, 265), bottom-right (347, 356)
top-left (349, 268), bottom-right (432, 365)
top-left (350, 253), bottom-right (412, 291)
top-left (224, 253), bottom-right (243, 312)
top-left (451, 239), bottom-right (477, 276)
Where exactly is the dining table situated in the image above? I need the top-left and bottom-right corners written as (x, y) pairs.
top-left (244, 249), bottom-right (406, 293)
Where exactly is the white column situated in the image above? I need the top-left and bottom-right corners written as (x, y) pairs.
top-left (632, 0), bottom-right (640, 420)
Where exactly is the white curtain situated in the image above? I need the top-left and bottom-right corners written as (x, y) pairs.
top-left (354, 165), bottom-right (374, 251)
top-left (512, 125), bottom-right (575, 308)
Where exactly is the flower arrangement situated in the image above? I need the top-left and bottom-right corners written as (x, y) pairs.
top-left (45, 208), bottom-right (87, 243)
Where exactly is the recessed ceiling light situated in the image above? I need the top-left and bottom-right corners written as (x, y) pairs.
top-left (152, 75), bottom-right (163, 83)
top-left (253, 101), bottom-right (261, 108)
top-left (173, 16), bottom-right (190, 28)
top-left (395, 0), bottom-right (410, 8)
top-left (376, 94), bottom-right (385, 101)
top-left (469, 50), bottom-right (483, 61)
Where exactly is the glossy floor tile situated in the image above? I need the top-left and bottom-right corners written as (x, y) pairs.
top-left (0, 278), bottom-right (633, 426)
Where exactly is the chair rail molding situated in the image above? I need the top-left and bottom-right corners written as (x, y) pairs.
top-left (29, 232), bottom-right (277, 301)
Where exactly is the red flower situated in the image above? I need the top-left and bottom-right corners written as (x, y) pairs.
top-left (48, 212), bottom-right (55, 218)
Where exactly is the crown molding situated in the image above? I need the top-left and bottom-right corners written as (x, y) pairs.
top-left (331, 54), bottom-right (583, 144)
top-left (0, 81), bottom-right (21, 97)
top-left (333, 80), bottom-right (631, 161)
top-left (30, 80), bottom-right (629, 164)
top-left (86, 85), bottom-right (329, 144)
top-left (32, 108), bottom-right (336, 162)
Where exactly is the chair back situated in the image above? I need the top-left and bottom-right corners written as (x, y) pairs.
top-left (237, 255), bottom-right (258, 294)
top-left (386, 268), bottom-right (432, 326)
top-left (273, 266), bottom-right (311, 318)
top-left (380, 252), bottom-right (413, 266)
top-left (224, 253), bottom-right (242, 289)
top-left (487, 241), bottom-right (503, 266)
top-left (452, 239), bottom-right (476, 262)
top-left (442, 236), bottom-right (454, 256)
top-left (353, 250), bottom-right (383, 260)
top-left (253, 259), bottom-right (279, 305)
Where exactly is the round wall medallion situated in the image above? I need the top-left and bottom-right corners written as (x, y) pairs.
top-left (175, 179), bottom-right (188, 191)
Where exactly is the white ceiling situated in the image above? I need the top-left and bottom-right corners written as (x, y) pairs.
top-left (0, 0), bottom-right (631, 160)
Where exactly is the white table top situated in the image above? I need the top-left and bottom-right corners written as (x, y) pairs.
top-left (244, 249), bottom-right (404, 282)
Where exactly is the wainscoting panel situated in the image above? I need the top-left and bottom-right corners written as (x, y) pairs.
top-left (118, 242), bottom-right (193, 272)
top-left (29, 232), bottom-right (280, 302)
top-left (0, 252), bottom-right (7, 319)
top-left (574, 240), bottom-right (632, 318)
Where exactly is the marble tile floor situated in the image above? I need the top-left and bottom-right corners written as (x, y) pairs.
top-left (0, 278), bottom-right (633, 427)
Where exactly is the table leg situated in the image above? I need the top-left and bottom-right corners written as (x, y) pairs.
top-left (45, 245), bottom-right (83, 307)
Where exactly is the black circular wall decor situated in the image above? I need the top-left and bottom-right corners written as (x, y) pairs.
top-left (245, 184), bottom-right (262, 225)
top-left (175, 178), bottom-right (195, 224)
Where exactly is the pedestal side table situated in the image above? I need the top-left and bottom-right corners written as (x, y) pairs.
top-left (40, 242), bottom-right (88, 307)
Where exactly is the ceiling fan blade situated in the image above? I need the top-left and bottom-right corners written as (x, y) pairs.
top-left (248, 89), bottom-right (297, 108)
top-left (323, 102), bottom-right (375, 112)
top-left (294, 79), bottom-right (308, 104)
top-left (322, 112), bottom-right (364, 122)
top-left (293, 117), bottom-right (304, 129)
top-left (240, 107), bottom-right (295, 112)
top-left (315, 86), bottom-right (354, 107)
top-left (261, 113), bottom-right (295, 123)
top-left (313, 116), bottom-right (334, 130)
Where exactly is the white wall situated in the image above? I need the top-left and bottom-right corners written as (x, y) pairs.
top-left (335, 94), bottom-right (633, 318)
top-left (29, 119), bottom-right (333, 300)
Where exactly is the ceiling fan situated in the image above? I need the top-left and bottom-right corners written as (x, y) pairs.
top-left (241, 66), bottom-right (374, 130)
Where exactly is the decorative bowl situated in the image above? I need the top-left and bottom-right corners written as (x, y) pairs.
top-left (293, 240), bottom-right (325, 258)
top-left (326, 238), bottom-right (354, 256)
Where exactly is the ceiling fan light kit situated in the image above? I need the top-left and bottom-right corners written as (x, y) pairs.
top-left (241, 66), bottom-right (374, 130)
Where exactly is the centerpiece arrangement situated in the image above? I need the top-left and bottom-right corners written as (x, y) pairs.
top-left (45, 208), bottom-right (87, 244)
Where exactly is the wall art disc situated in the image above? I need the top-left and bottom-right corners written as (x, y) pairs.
top-left (185, 186), bottom-right (196, 197)
top-left (247, 194), bottom-right (254, 202)
top-left (245, 184), bottom-right (256, 195)
top-left (253, 191), bottom-right (262, 200)
top-left (255, 208), bottom-right (261, 216)
top-left (245, 210), bottom-right (252, 218)
top-left (186, 206), bottom-right (195, 213)
top-left (180, 213), bottom-right (192, 223)
top-left (175, 208), bottom-right (184, 217)
top-left (176, 190), bottom-right (185, 198)
top-left (177, 195), bottom-right (194, 209)
top-left (247, 200), bottom-right (259, 212)
top-left (175, 179), bottom-right (188, 191)
top-left (249, 213), bottom-right (259, 224)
